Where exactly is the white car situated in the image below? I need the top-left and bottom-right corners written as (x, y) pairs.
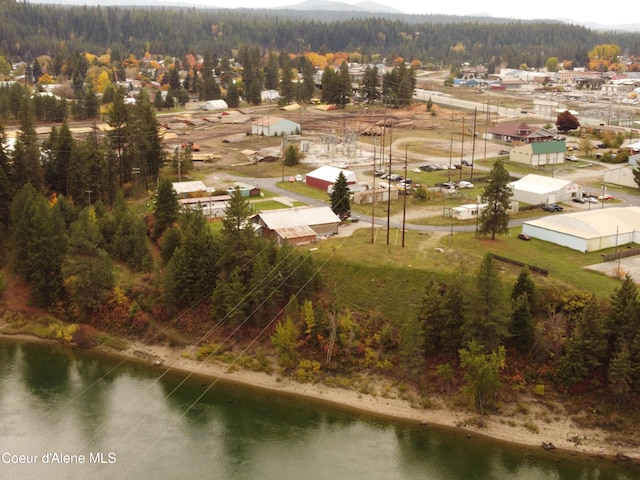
top-left (458, 181), bottom-right (474, 189)
top-left (295, 174), bottom-right (304, 182)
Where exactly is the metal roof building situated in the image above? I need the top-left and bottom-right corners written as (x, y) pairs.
top-left (509, 174), bottom-right (580, 205)
top-left (522, 206), bottom-right (640, 252)
top-left (251, 206), bottom-right (341, 245)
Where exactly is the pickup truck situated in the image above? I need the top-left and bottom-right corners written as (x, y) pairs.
top-left (542, 203), bottom-right (563, 212)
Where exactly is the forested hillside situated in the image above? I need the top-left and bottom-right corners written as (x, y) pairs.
top-left (1, 0), bottom-right (640, 67)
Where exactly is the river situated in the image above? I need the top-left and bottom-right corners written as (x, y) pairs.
top-left (0, 339), bottom-right (637, 480)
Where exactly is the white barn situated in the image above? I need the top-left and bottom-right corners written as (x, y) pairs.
top-left (509, 174), bottom-right (580, 205)
top-left (522, 206), bottom-right (640, 252)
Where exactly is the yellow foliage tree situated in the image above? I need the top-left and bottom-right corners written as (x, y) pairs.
top-left (38, 72), bottom-right (54, 84)
top-left (94, 70), bottom-right (112, 94)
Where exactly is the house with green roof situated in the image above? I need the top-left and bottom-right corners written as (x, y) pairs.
top-left (510, 140), bottom-right (566, 166)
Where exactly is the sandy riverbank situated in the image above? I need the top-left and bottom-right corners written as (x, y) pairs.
top-left (114, 339), bottom-right (638, 465)
top-left (2, 332), bottom-right (638, 466)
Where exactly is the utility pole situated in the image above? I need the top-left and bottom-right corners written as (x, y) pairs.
top-left (402, 147), bottom-right (408, 248)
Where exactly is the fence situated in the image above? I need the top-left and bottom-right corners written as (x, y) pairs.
top-left (491, 254), bottom-right (549, 277)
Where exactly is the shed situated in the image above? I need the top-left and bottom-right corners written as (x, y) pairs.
top-left (450, 203), bottom-right (488, 220)
top-left (510, 140), bottom-right (566, 166)
top-left (522, 207), bottom-right (640, 252)
top-left (200, 99), bottom-right (228, 111)
top-left (251, 206), bottom-right (341, 244)
top-left (305, 166), bottom-right (357, 191)
top-left (172, 180), bottom-right (208, 198)
top-left (229, 182), bottom-right (261, 198)
top-left (509, 174), bottom-right (580, 205)
top-left (251, 116), bottom-right (300, 137)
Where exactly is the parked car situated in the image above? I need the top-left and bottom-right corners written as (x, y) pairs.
top-left (389, 173), bottom-right (403, 182)
top-left (295, 174), bottom-right (304, 182)
top-left (498, 149), bottom-right (509, 155)
top-left (461, 159), bottom-right (473, 166)
top-left (542, 203), bottom-right (563, 212)
top-left (441, 181), bottom-right (456, 189)
top-left (586, 196), bottom-right (598, 204)
top-left (374, 169), bottom-right (385, 177)
top-left (518, 232), bottom-right (531, 241)
top-left (598, 194), bottom-right (614, 200)
top-left (458, 181), bottom-right (474, 189)
top-left (566, 155), bottom-right (579, 162)
top-left (572, 197), bottom-right (586, 203)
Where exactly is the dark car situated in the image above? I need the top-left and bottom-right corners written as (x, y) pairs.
top-left (441, 181), bottom-right (456, 189)
top-left (461, 159), bottom-right (473, 166)
top-left (498, 149), bottom-right (509, 155)
top-left (572, 197), bottom-right (586, 204)
top-left (518, 233), bottom-right (531, 241)
top-left (542, 203), bottom-right (563, 212)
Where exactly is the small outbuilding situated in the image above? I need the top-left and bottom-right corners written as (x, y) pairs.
top-left (305, 166), bottom-right (357, 191)
top-left (200, 99), bottom-right (229, 111)
top-left (172, 180), bottom-right (208, 198)
top-left (509, 174), bottom-right (580, 205)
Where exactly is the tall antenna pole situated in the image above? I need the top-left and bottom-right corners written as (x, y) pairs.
top-left (459, 116), bottom-right (465, 182)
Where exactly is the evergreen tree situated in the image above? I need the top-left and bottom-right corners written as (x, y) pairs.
top-left (361, 65), bottom-right (380, 104)
top-left (301, 57), bottom-right (316, 101)
top-left (330, 171), bottom-right (351, 220)
top-left (10, 186), bottom-right (66, 306)
top-left (62, 208), bottom-right (115, 314)
top-left (226, 81), bottom-right (240, 108)
top-left (153, 177), bottom-right (179, 240)
top-left (163, 208), bottom-right (218, 308)
top-left (264, 52), bottom-right (279, 91)
top-left (130, 89), bottom-right (165, 186)
top-left (337, 61), bottom-right (352, 107)
top-left (279, 52), bottom-right (294, 105)
top-left (464, 254), bottom-right (510, 351)
top-left (107, 86), bottom-right (130, 187)
top-left (478, 159), bottom-right (512, 240)
top-left (112, 210), bottom-right (152, 271)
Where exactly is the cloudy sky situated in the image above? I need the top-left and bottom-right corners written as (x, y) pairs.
top-left (179, 0), bottom-right (628, 26)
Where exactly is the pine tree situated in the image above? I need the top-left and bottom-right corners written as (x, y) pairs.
top-left (62, 208), bottom-right (115, 314)
top-left (464, 254), bottom-right (510, 351)
top-left (479, 159), bottom-right (512, 240)
top-left (153, 177), bottom-right (179, 240)
top-left (330, 171), bottom-right (351, 220)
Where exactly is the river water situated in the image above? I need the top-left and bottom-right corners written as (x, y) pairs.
top-left (0, 339), bottom-right (637, 480)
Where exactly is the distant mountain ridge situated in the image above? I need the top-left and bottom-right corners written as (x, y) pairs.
top-left (279, 0), bottom-right (402, 14)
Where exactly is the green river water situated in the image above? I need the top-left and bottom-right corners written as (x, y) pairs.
top-left (0, 339), bottom-right (638, 480)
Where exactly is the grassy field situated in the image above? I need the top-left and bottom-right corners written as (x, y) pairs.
top-left (302, 226), bottom-right (623, 325)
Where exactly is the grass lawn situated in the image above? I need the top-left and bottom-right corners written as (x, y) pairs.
top-left (304, 225), bottom-right (623, 325)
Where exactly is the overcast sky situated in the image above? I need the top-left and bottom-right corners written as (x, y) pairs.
top-left (181, 0), bottom-right (627, 26)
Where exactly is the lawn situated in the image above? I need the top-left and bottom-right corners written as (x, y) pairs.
top-left (303, 225), bottom-right (623, 325)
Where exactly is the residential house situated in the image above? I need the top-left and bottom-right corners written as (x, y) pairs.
top-left (489, 121), bottom-right (556, 144)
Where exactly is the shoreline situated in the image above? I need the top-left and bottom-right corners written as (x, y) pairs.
top-left (2, 332), bottom-right (639, 467)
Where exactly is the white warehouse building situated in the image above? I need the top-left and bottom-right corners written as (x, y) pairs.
top-left (522, 206), bottom-right (640, 252)
top-left (509, 174), bottom-right (580, 205)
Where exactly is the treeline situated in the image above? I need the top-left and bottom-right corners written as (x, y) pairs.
top-left (5, 180), bottom-right (319, 338)
top-left (1, 1), bottom-right (640, 67)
